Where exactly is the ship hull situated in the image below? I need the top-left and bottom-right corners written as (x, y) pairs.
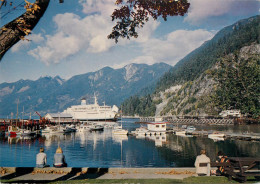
top-left (78, 118), bottom-right (117, 122)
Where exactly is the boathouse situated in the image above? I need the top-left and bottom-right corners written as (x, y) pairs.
top-left (45, 113), bottom-right (73, 123)
top-left (147, 122), bottom-right (167, 132)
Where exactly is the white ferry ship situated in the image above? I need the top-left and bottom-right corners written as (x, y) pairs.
top-left (63, 95), bottom-right (119, 121)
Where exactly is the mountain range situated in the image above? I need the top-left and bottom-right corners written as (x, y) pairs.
top-left (0, 63), bottom-right (171, 118)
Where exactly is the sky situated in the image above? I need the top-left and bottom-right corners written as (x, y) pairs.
top-left (0, 0), bottom-right (259, 83)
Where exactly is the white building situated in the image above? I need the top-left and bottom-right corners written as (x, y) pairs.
top-left (45, 113), bottom-right (73, 123)
top-left (219, 110), bottom-right (241, 118)
top-left (147, 122), bottom-right (167, 132)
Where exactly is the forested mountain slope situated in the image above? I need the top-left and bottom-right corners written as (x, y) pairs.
top-left (157, 15), bottom-right (259, 92)
top-left (122, 15), bottom-right (260, 118)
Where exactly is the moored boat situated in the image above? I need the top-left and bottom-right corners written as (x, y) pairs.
top-left (62, 95), bottom-right (119, 121)
top-left (7, 126), bottom-right (21, 136)
top-left (186, 126), bottom-right (196, 133)
top-left (112, 125), bottom-right (128, 135)
top-left (131, 126), bottom-right (149, 135)
top-left (208, 132), bottom-right (225, 139)
top-left (175, 130), bottom-right (186, 135)
top-left (90, 124), bottom-right (104, 131)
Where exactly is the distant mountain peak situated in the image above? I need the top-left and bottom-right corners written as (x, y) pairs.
top-left (54, 76), bottom-right (64, 85)
top-left (124, 63), bottom-right (139, 81)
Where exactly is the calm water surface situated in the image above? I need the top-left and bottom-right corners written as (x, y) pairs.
top-left (0, 119), bottom-right (259, 167)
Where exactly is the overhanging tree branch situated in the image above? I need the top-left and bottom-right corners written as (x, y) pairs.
top-left (0, 0), bottom-right (50, 61)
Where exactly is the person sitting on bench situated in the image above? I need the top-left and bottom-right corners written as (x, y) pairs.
top-left (216, 151), bottom-right (229, 175)
top-left (195, 149), bottom-right (211, 176)
top-left (53, 147), bottom-right (67, 168)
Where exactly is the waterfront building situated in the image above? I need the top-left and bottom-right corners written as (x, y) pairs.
top-left (45, 113), bottom-right (73, 123)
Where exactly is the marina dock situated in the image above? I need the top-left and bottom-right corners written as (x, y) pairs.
top-left (181, 130), bottom-right (260, 142)
top-left (129, 126), bottom-right (260, 142)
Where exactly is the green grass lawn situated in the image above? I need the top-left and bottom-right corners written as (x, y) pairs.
top-left (1, 176), bottom-right (259, 183)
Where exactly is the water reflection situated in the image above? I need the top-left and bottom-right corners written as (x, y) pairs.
top-left (0, 121), bottom-right (259, 168)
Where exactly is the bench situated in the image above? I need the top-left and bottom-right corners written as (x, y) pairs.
top-left (199, 162), bottom-right (231, 167)
top-left (199, 157), bottom-right (260, 183)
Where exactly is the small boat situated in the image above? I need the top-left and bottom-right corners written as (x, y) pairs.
top-left (209, 137), bottom-right (225, 142)
top-left (182, 125), bottom-right (187, 129)
top-left (63, 127), bottom-right (73, 133)
top-left (42, 126), bottom-right (64, 134)
top-left (208, 132), bottom-right (225, 139)
top-left (90, 125), bottom-right (104, 131)
top-left (112, 114), bottom-right (128, 135)
top-left (112, 125), bottom-right (128, 135)
top-left (131, 126), bottom-right (149, 136)
top-left (66, 124), bottom-right (77, 132)
top-left (175, 130), bottom-right (186, 135)
top-left (54, 126), bottom-right (66, 133)
top-left (20, 129), bottom-right (34, 136)
top-left (7, 126), bottom-right (21, 136)
top-left (186, 126), bottom-right (196, 133)
top-left (41, 126), bottom-right (53, 133)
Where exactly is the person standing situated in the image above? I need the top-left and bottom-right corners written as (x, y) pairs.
top-left (53, 147), bottom-right (67, 167)
top-left (36, 147), bottom-right (48, 168)
top-left (194, 149), bottom-right (211, 176)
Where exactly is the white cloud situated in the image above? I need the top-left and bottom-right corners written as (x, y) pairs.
top-left (28, 11), bottom-right (115, 64)
top-left (11, 33), bottom-right (44, 52)
top-left (185, 0), bottom-right (260, 25)
top-left (28, 0), bottom-right (118, 64)
top-left (28, 1), bottom-right (160, 65)
top-left (131, 29), bottom-right (215, 66)
top-left (80, 0), bottom-right (116, 16)
top-left (28, 32), bottom-right (81, 65)
top-left (135, 19), bottom-right (160, 43)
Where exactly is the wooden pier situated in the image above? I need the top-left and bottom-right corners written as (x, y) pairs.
top-left (140, 116), bottom-right (234, 125)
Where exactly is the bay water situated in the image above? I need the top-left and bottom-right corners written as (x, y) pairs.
top-left (0, 119), bottom-right (259, 167)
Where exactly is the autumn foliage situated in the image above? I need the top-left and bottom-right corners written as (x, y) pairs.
top-left (108, 0), bottom-right (190, 42)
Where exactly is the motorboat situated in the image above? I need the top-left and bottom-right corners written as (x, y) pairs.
top-left (66, 124), bottom-right (77, 132)
top-left (90, 125), bottom-right (104, 131)
top-left (186, 126), bottom-right (196, 133)
top-left (7, 126), bottom-right (21, 136)
top-left (63, 127), bottom-right (73, 133)
top-left (175, 130), bottom-right (186, 135)
top-left (112, 115), bottom-right (128, 135)
top-left (112, 125), bottom-right (128, 135)
top-left (131, 126), bottom-right (149, 136)
top-left (208, 132), bottom-right (225, 139)
top-left (41, 126), bottom-right (53, 133)
top-left (41, 126), bottom-right (64, 134)
top-left (20, 129), bottom-right (34, 136)
top-left (182, 125), bottom-right (187, 129)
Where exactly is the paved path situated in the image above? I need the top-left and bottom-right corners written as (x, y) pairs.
top-left (0, 167), bottom-right (197, 182)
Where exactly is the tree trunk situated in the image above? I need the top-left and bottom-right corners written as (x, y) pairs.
top-left (0, 0), bottom-right (50, 61)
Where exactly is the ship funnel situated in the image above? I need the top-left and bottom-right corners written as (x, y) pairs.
top-left (81, 98), bottom-right (87, 105)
